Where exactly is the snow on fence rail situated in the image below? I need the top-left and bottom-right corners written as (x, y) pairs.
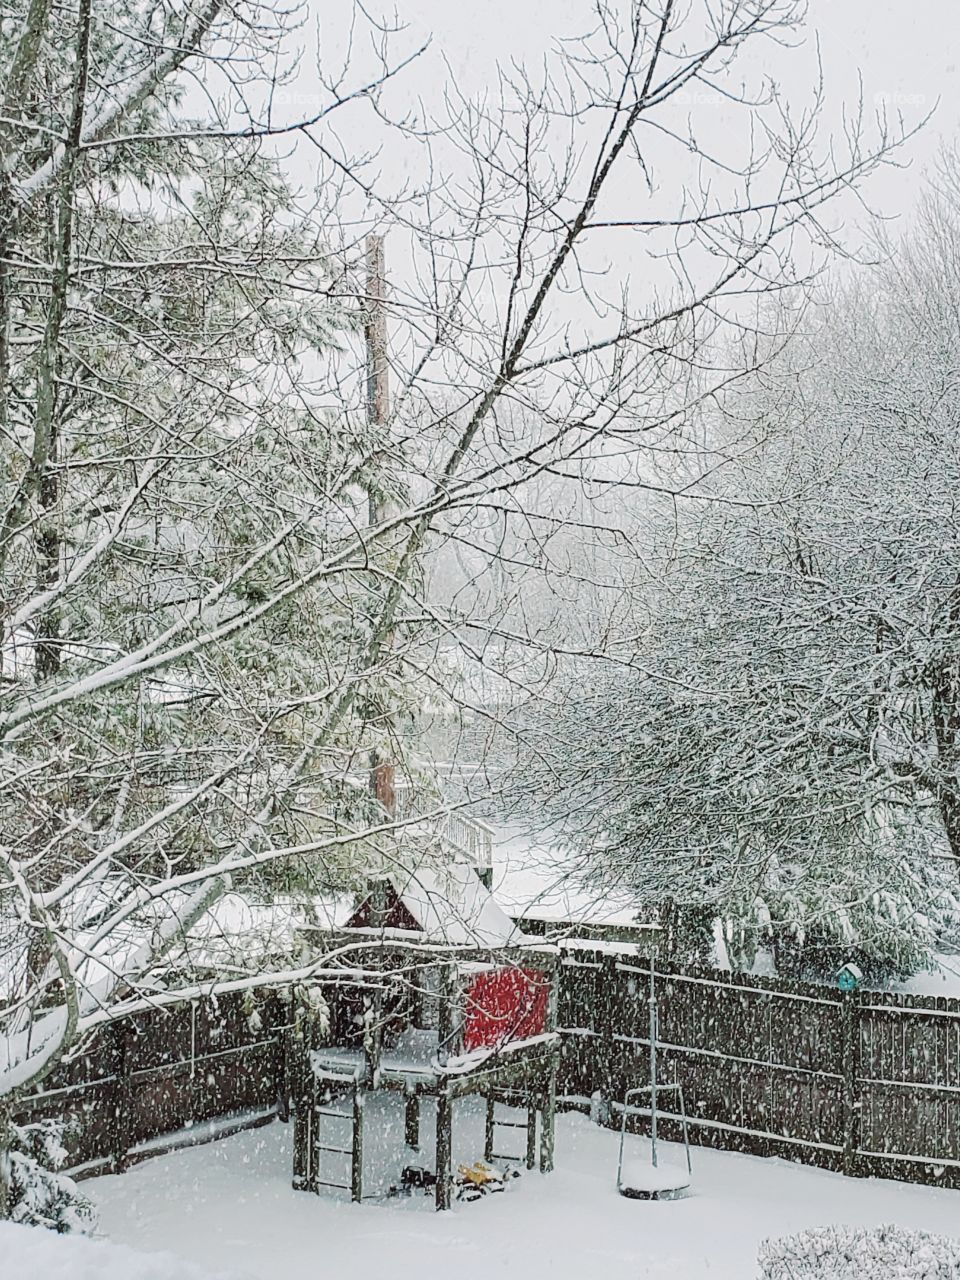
top-left (554, 950), bottom-right (960, 1192)
top-left (14, 991), bottom-right (291, 1178)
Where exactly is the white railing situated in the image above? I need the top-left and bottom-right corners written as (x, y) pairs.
top-left (394, 782), bottom-right (493, 872)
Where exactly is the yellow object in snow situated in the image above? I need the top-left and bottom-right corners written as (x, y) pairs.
top-left (457, 1161), bottom-right (500, 1187)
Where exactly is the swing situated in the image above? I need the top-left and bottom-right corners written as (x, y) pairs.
top-left (616, 963), bottom-right (692, 1200)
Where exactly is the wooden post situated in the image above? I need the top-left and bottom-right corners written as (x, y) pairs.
top-left (649, 961), bottom-right (659, 1167)
top-left (484, 1094), bottom-right (496, 1162)
top-left (277, 999), bottom-right (293, 1124)
top-left (292, 1102), bottom-right (311, 1191)
top-left (435, 1088), bottom-right (453, 1210)
top-left (113, 1023), bottom-right (131, 1173)
top-left (188, 1000), bottom-right (198, 1129)
top-left (437, 963), bottom-right (459, 1067)
top-left (351, 1087), bottom-right (365, 1204)
top-left (540, 1061), bottom-right (558, 1173)
top-left (540, 963), bottom-right (559, 1172)
top-left (599, 952), bottom-right (618, 1122)
top-left (525, 1095), bottom-right (538, 1169)
top-left (841, 989), bottom-right (860, 1177)
top-left (404, 1095), bottom-right (421, 1151)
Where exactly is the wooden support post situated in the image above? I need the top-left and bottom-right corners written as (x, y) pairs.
top-left (841, 990), bottom-right (860, 1178)
top-left (277, 1007), bottom-right (292, 1124)
top-left (484, 1094), bottom-right (496, 1162)
top-left (540, 1061), bottom-right (558, 1173)
top-left (366, 986), bottom-right (385, 1085)
top-left (404, 1095), bottom-right (421, 1151)
top-left (351, 1088), bottom-right (365, 1204)
top-left (113, 1023), bottom-right (131, 1174)
top-left (435, 1089), bottom-right (453, 1210)
top-left (291, 987), bottom-right (314, 1191)
top-left (599, 952), bottom-right (618, 1122)
top-left (292, 1098), bottom-right (311, 1191)
top-left (188, 1000), bottom-right (198, 1129)
top-left (525, 1095), bottom-right (538, 1170)
top-left (437, 963), bottom-right (459, 1067)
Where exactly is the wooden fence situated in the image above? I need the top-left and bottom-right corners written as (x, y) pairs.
top-left (11, 954), bottom-right (960, 1194)
top-left (14, 990), bottom-right (292, 1178)
top-left (555, 951), bottom-right (960, 1191)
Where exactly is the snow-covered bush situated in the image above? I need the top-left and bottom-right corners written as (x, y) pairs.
top-left (758, 1224), bottom-right (960, 1279)
top-left (5, 1119), bottom-right (96, 1235)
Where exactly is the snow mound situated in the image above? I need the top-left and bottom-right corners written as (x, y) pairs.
top-left (0, 1222), bottom-right (250, 1280)
top-left (758, 1224), bottom-right (960, 1279)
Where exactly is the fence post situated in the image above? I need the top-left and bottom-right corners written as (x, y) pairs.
top-left (598, 952), bottom-right (619, 1123)
top-left (841, 989), bottom-right (860, 1177)
top-left (277, 993), bottom-right (292, 1123)
top-left (113, 1023), bottom-right (131, 1173)
top-left (188, 1000), bottom-right (198, 1128)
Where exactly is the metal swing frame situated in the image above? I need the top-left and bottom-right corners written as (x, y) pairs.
top-left (616, 961), bottom-right (692, 1199)
top-left (616, 1084), bottom-right (692, 1196)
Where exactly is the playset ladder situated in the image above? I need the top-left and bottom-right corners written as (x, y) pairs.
top-left (484, 1094), bottom-right (538, 1169)
top-left (310, 1078), bottom-right (365, 1202)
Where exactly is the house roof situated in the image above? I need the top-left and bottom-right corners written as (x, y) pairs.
top-left (350, 862), bottom-right (521, 948)
top-left (396, 862), bottom-right (520, 947)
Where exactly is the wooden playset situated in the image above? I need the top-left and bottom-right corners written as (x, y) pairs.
top-left (291, 864), bottom-right (560, 1209)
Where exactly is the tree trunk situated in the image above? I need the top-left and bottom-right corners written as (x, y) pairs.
top-left (0, 1100), bottom-right (11, 1220)
top-left (34, 429), bottom-right (61, 681)
top-left (931, 594), bottom-right (960, 885)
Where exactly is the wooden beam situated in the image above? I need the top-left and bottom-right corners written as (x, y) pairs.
top-left (540, 1063), bottom-right (558, 1173)
top-left (351, 1087), bottom-right (365, 1204)
top-left (404, 1095), bottom-right (420, 1150)
top-left (525, 1096), bottom-right (538, 1169)
top-left (435, 1089), bottom-right (453, 1210)
top-left (841, 989), bottom-right (860, 1178)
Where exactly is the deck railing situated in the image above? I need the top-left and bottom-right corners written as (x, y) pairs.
top-left (393, 782), bottom-right (493, 872)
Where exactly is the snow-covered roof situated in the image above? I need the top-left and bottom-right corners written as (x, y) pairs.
top-left (391, 862), bottom-right (521, 947)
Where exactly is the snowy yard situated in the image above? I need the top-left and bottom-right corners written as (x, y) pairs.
top-left (29, 1103), bottom-right (954, 1280)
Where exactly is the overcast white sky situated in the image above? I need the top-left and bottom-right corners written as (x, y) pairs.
top-left (301, 0), bottom-right (958, 243)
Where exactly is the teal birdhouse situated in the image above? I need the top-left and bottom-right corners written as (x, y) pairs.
top-left (836, 962), bottom-right (863, 993)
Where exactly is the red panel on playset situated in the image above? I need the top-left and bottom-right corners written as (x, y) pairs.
top-left (462, 967), bottom-right (548, 1051)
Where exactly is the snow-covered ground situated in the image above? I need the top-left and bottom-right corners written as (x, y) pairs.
top-left (2, 1220), bottom-right (243, 1280)
top-left (894, 952), bottom-right (960, 998)
top-left (79, 1100), bottom-right (960, 1280)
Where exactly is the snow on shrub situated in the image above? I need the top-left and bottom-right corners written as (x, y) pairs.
top-left (5, 1118), bottom-right (96, 1234)
top-left (758, 1224), bottom-right (960, 1279)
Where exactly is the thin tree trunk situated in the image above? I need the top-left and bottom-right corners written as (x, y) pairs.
top-left (0, 0), bottom-right (90, 586)
top-left (0, 1100), bottom-right (11, 1220)
top-left (931, 589), bottom-right (960, 885)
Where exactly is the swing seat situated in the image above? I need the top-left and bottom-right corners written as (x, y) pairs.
top-left (617, 1160), bottom-right (690, 1200)
top-left (616, 1083), bottom-right (693, 1201)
